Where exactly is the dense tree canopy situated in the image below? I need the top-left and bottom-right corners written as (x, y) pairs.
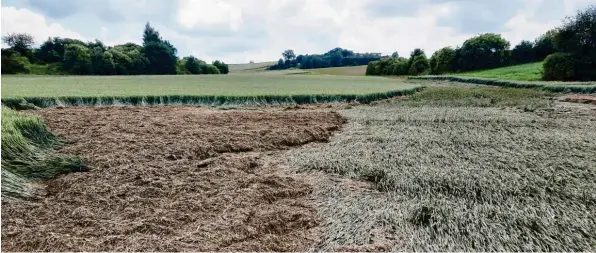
top-left (534, 29), bottom-right (558, 61)
top-left (545, 6), bottom-right (596, 80)
top-left (511, 40), bottom-right (536, 64)
top-left (2, 22), bottom-right (228, 76)
top-left (430, 47), bottom-right (456, 74)
top-left (455, 33), bottom-right (511, 71)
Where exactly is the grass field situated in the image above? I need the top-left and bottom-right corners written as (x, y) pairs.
top-left (228, 61), bottom-right (276, 72)
top-left (309, 65), bottom-right (367, 76)
top-left (1, 74), bottom-right (417, 98)
top-left (290, 86), bottom-right (596, 251)
top-left (454, 62), bottom-right (544, 81)
top-left (1, 74), bottom-right (421, 108)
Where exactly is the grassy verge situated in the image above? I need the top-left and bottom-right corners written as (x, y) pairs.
top-left (409, 75), bottom-right (596, 93)
top-left (1, 108), bottom-right (87, 200)
top-left (454, 62), bottom-right (543, 81)
top-left (290, 86), bottom-right (596, 251)
top-left (1, 87), bottom-right (423, 109)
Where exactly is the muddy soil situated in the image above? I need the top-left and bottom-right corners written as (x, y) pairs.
top-left (1, 106), bottom-right (345, 252)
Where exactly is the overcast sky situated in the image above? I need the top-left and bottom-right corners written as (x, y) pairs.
top-left (1, 0), bottom-right (594, 64)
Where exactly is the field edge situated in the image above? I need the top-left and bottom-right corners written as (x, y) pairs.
top-left (1, 87), bottom-right (423, 109)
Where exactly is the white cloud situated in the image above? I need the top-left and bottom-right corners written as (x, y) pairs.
top-left (502, 14), bottom-right (560, 46)
top-left (177, 0), bottom-right (243, 31)
top-left (500, 0), bottom-right (585, 46)
top-left (2, 0), bottom-right (593, 63)
top-left (1, 6), bottom-right (87, 45)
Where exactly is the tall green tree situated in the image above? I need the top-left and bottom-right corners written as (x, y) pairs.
top-left (456, 33), bottom-right (511, 71)
top-left (534, 29), bottom-right (558, 60)
top-left (142, 22), bottom-right (177, 75)
top-left (408, 48), bottom-right (426, 70)
top-left (2, 33), bottom-right (35, 55)
top-left (282, 49), bottom-right (296, 61)
top-left (511, 40), bottom-right (536, 64)
top-left (143, 22), bottom-right (161, 44)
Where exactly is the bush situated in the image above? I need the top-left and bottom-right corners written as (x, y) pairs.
top-left (430, 47), bottom-right (456, 74)
top-left (392, 60), bottom-right (409, 75)
top-left (201, 64), bottom-right (221, 74)
top-left (184, 56), bottom-right (202, 74)
top-left (545, 6), bottom-right (596, 81)
top-left (542, 53), bottom-right (575, 81)
top-left (366, 61), bottom-right (378, 75)
top-left (1, 49), bottom-right (30, 74)
top-left (409, 55), bottom-right (430, 75)
top-left (212, 60), bottom-right (229, 74)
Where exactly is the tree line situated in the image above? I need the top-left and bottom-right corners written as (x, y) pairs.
top-left (268, 48), bottom-right (381, 70)
top-left (1, 23), bottom-right (229, 75)
top-left (366, 6), bottom-right (595, 81)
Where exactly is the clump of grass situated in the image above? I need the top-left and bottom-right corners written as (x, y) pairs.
top-left (1, 108), bottom-right (87, 200)
top-left (290, 102), bottom-right (596, 251)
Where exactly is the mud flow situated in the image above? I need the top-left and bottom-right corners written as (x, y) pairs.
top-left (2, 106), bottom-right (345, 251)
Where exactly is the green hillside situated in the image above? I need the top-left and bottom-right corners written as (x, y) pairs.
top-left (454, 62), bottom-right (543, 81)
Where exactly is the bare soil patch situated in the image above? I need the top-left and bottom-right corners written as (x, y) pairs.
top-left (559, 94), bottom-right (596, 105)
top-left (2, 106), bottom-right (345, 252)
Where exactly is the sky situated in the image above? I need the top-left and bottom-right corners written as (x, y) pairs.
top-left (1, 0), bottom-right (595, 64)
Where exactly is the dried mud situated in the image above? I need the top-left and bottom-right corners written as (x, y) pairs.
top-left (2, 106), bottom-right (345, 252)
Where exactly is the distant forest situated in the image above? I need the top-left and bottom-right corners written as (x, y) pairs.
top-left (268, 48), bottom-right (381, 70)
top-left (2, 23), bottom-right (229, 75)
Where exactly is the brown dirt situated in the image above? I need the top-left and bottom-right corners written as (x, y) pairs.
top-left (559, 94), bottom-right (596, 105)
top-left (1, 106), bottom-right (346, 252)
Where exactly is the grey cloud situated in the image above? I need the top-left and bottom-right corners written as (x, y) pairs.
top-left (28, 0), bottom-right (82, 18)
top-left (436, 0), bottom-right (524, 34)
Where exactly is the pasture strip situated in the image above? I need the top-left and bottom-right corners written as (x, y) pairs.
top-left (410, 75), bottom-right (596, 93)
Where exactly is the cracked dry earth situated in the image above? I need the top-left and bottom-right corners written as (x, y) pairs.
top-left (1, 106), bottom-right (346, 252)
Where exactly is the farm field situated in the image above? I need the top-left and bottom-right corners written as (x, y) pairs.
top-left (1, 74), bottom-right (420, 107)
top-left (2, 79), bottom-right (596, 251)
top-left (453, 61), bottom-right (543, 81)
top-left (308, 65), bottom-right (367, 76)
top-left (228, 61), bottom-right (276, 73)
